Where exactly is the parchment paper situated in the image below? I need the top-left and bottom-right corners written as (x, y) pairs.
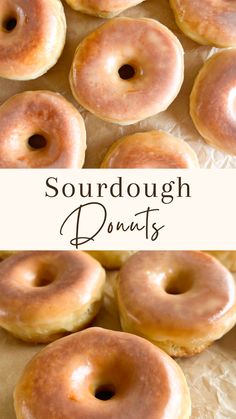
top-left (0, 0), bottom-right (235, 418)
top-left (0, 270), bottom-right (235, 419)
top-left (0, 0), bottom-right (235, 168)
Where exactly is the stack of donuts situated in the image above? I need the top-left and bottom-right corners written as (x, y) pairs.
top-left (0, 250), bottom-right (235, 418)
top-left (1, 0), bottom-right (236, 168)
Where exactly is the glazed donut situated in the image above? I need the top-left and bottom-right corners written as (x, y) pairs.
top-left (190, 50), bottom-right (236, 155)
top-left (0, 252), bottom-right (105, 342)
top-left (206, 252), bottom-right (236, 272)
top-left (14, 328), bottom-right (191, 419)
top-left (65, 0), bottom-right (145, 18)
top-left (0, 0), bottom-right (66, 80)
top-left (0, 91), bottom-right (86, 168)
top-left (117, 251), bottom-right (236, 357)
top-left (70, 18), bottom-right (184, 125)
top-left (101, 131), bottom-right (199, 168)
top-left (169, 0), bottom-right (236, 47)
top-left (87, 251), bottom-right (135, 269)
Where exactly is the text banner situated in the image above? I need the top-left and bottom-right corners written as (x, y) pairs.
top-left (0, 169), bottom-right (235, 250)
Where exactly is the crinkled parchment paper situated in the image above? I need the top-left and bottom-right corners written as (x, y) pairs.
top-left (0, 271), bottom-right (235, 419)
top-left (0, 1), bottom-right (235, 418)
top-left (0, 0), bottom-right (235, 168)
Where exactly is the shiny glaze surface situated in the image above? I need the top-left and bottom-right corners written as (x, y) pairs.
top-left (117, 251), bottom-right (236, 353)
top-left (70, 18), bottom-right (184, 125)
top-left (170, 0), bottom-right (236, 47)
top-left (0, 91), bottom-right (86, 168)
top-left (14, 328), bottom-right (191, 419)
top-left (190, 50), bottom-right (236, 155)
top-left (0, 0), bottom-right (66, 80)
top-left (0, 252), bottom-right (105, 341)
top-left (101, 131), bottom-right (199, 168)
top-left (65, 0), bottom-right (145, 17)
top-left (207, 251), bottom-right (236, 272)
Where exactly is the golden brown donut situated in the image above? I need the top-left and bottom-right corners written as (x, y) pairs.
top-left (0, 91), bottom-right (86, 168)
top-left (101, 131), bottom-right (199, 168)
top-left (65, 0), bottom-right (145, 18)
top-left (169, 0), bottom-right (236, 47)
top-left (206, 251), bottom-right (236, 272)
top-left (70, 17), bottom-right (184, 125)
top-left (190, 50), bottom-right (236, 155)
top-left (0, 251), bottom-right (16, 261)
top-left (117, 251), bottom-right (236, 357)
top-left (87, 251), bottom-right (135, 269)
top-left (0, 252), bottom-right (105, 343)
top-left (0, 0), bottom-right (66, 80)
top-left (14, 327), bottom-right (191, 419)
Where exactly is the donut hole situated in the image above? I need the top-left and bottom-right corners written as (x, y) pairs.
top-left (35, 275), bottom-right (54, 287)
top-left (2, 16), bottom-right (17, 32)
top-left (165, 274), bottom-right (193, 295)
top-left (28, 134), bottom-right (47, 150)
top-left (94, 384), bottom-right (116, 401)
top-left (34, 266), bottom-right (56, 287)
top-left (118, 64), bottom-right (136, 80)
